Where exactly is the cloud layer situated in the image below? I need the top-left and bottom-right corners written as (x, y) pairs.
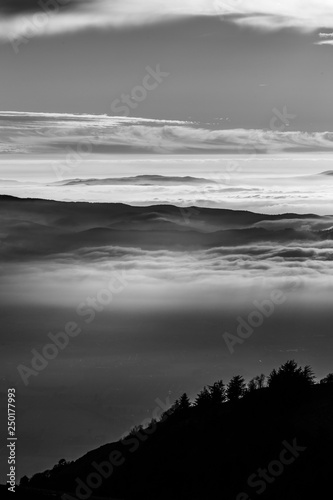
top-left (1, 196), bottom-right (333, 323)
top-left (2, 112), bottom-right (333, 155)
top-left (2, 0), bottom-right (333, 41)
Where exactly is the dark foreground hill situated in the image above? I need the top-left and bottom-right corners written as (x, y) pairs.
top-left (3, 363), bottom-right (333, 500)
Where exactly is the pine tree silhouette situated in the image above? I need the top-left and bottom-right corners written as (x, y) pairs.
top-left (226, 375), bottom-right (246, 401)
top-left (247, 374), bottom-right (266, 392)
top-left (195, 386), bottom-right (212, 409)
top-left (208, 380), bottom-right (226, 407)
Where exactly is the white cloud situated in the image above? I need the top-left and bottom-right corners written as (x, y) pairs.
top-left (318, 32), bottom-right (333, 37)
top-left (2, 241), bottom-right (333, 311)
top-left (213, 1), bottom-right (333, 31)
top-left (315, 31), bottom-right (333, 44)
top-left (1, 112), bottom-right (333, 155)
top-left (315, 40), bottom-right (333, 45)
top-left (2, 0), bottom-right (333, 41)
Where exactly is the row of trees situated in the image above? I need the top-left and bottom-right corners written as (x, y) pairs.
top-left (166, 361), bottom-right (332, 416)
top-left (20, 361), bottom-right (332, 490)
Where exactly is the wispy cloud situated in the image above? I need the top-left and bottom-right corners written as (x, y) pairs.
top-left (318, 32), bottom-right (333, 38)
top-left (316, 40), bottom-right (333, 45)
top-left (1, 112), bottom-right (333, 155)
top-left (2, 0), bottom-right (333, 41)
top-left (315, 31), bottom-right (333, 45)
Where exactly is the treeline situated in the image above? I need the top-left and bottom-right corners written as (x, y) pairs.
top-left (20, 360), bottom-right (333, 490)
top-left (125, 360), bottom-right (332, 432)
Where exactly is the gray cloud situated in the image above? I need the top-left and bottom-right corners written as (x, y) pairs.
top-left (0, 0), bottom-right (82, 14)
top-left (2, 112), bottom-right (333, 155)
top-left (316, 40), bottom-right (333, 46)
top-left (1, 0), bottom-right (333, 40)
top-left (319, 32), bottom-right (333, 38)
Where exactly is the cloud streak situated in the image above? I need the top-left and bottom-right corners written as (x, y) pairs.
top-left (2, 112), bottom-right (333, 154)
top-left (2, 0), bottom-right (333, 41)
top-left (315, 40), bottom-right (333, 46)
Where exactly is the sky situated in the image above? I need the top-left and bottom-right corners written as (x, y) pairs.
top-left (1, 0), bottom-right (333, 486)
top-left (0, 1), bottom-right (332, 126)
top-left (1, 153), bottom-right (333, 214)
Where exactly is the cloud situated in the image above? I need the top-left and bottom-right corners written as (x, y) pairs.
top-left (2, 0), bottom-right (333, 41)
top-left (315, 31), bottom-right (333, 44)
top-left (1, 194), bottom-right (333, 271)
top-left (0, 0), bottom-right (82, 14)
top-left (2, 112), bottom-right (333, 155)
top-left (0, 0), bottom-right (208, 42)
top-left (2, 238), bottom-right (333, 314)
top-left (318, 32), bottom-right (333, 38)
top-left (315, 40), bottom-right (333, 46)
top-left (213, 1), bottom-right (333, 32)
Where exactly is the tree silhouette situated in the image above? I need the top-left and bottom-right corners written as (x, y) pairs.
top-left (173, 393), bottom-right (191, 416)
top-left (256, 374), bottom-right (266, 388)
top-left (320, 373), bottom-right (333, 384)
top-left (195, 381), bottom-right (226, 410)
top-left (53, 458), bottom-right (68, 469)
top-left (178, 392), bottom-right (191, 410)
top-left (268, 360), bottom-right (315, 401)
top-left (128, 424), bottom-right (145, 437)
top-left (227, 375), bottom-right (246, 401)
top-left (21, 360), bottom-right (333, 499)
top-left (268, 360), bottom-right (315, 388)
top-left (208, 380), bottom-right (226, 407)
top-left (247, 374), bottom-right (266, 392)
top-left (19, 475), bottom-right (30, 487)
top-left (163, 393), bottom-right (191, 421)
top-left (247, 378), bottom-right (257, 393)
top-left (195, 386), bottom-right (212, 409)
top-left (302, 365), bottom-right (316, 385)
top-left (145, 418), bottom-right (158, 433)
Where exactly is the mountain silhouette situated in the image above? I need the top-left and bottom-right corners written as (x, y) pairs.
top-left (4, 361), bottom-right (333, 500)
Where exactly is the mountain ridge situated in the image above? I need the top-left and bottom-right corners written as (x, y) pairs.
top-left (7, 363), bottom-right (333, 500)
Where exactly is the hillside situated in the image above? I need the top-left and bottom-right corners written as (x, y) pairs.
top-left (0, 195), bottom-right (329, 261)
top-left (5, 363), bottom-right (333, 500)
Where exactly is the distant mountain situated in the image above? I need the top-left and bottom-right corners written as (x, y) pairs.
top-left (0, 195), bottom-right (330, 261)
top-left (52, 175), bottom-right (218, 186)
top-left (0, 195), bottom-right (328, 261)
